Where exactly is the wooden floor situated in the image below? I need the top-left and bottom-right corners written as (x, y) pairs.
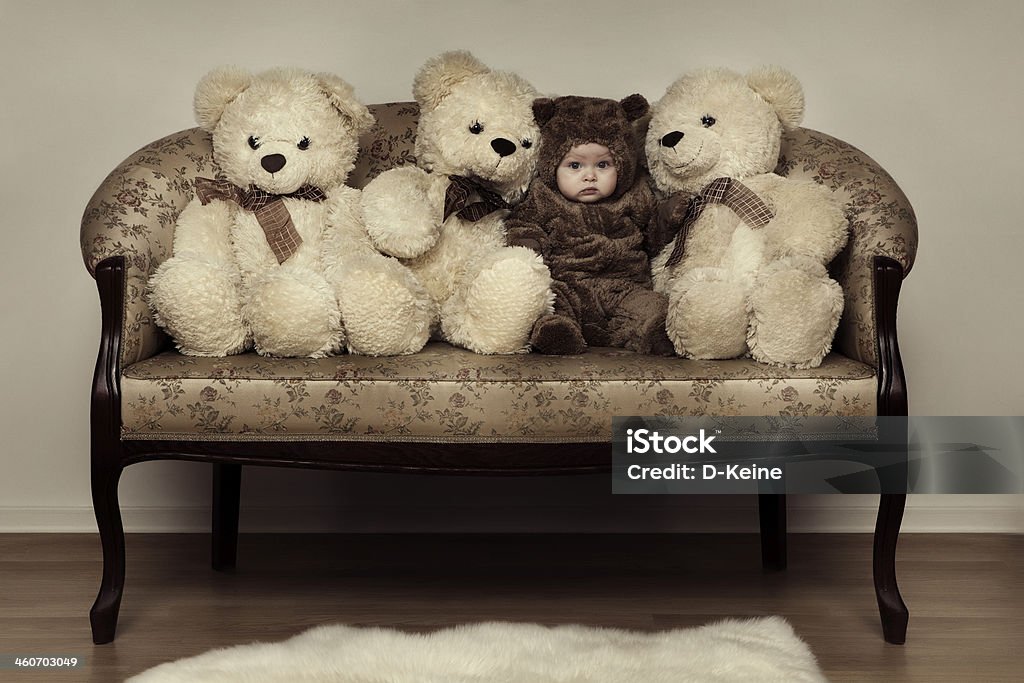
top-left (1, 533), bottom-right (1020, 682)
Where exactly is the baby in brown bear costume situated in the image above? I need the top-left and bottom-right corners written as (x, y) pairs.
top-left (506, 95), bottom-right (673, 355)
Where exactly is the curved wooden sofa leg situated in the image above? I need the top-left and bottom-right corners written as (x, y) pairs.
top-left (758, 493), bottom-right (787, 571)
top-left (90, 459), bottom-right (125, 644)
top-left (212, 463), bottom-right (242, 571)
top-left (89, 255), bottom-right (128, 643)
top-left (873, 255), bottom-right (911, 643)
top-left (874, 492), bottom-right (909, 644)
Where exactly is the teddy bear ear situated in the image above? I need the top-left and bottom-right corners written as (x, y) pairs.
top-left (619, 93), bottom-right (649, 122)
top-left (412, 50), bottom-right (491, 111)
top-left (194, 66), bottom-right (254, 132)
top-left (532, 98), bottom-right (556, 127)
top-left (746, 66), bottom-right (805, 130)
top-left (315, 72), bottom-right (376, 134)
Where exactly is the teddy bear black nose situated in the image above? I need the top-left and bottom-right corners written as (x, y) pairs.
top-left (661, 131), bottom-right (685, 148)
top-left (261, 154), bottom-right (287, 174)
top-left (491, 138), bottom-right (517, 157)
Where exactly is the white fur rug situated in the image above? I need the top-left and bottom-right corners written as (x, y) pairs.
top-left (129, 617), bottom-right (827, 682)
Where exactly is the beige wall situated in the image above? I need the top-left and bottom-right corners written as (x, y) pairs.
top-left (1, 0), bottom-right (1021, 533)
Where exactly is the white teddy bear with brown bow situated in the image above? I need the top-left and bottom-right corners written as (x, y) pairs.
top-left (148, 66), bottom-right (433, 357)
top-left (646, 66), bottom-right (848, 368)
top-left (360, 51), bottom-right (553, 354)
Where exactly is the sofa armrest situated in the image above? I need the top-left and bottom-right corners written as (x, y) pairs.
top-left (778, 128), bottom-right (918, 368)
top-left (81, 128), bottom-right (216, 366)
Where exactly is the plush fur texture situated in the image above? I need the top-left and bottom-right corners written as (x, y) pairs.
top-left (128, 618), bottom-right (827, 683)
top-left (149, 66), bottom-right (433, 358)
top-left (506, 96), bottom-right (672, 356)
top-left (647, 67), bottom-right (848, 368)
top-left (361, 51), bottom-right (553, 354)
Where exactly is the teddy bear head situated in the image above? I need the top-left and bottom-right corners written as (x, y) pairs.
top-left (194, 66), bottom-right (375, 195)
top-left (645, 66), bottom-right (804, 195)
top-left (412, 51), bottom-right (541, 201)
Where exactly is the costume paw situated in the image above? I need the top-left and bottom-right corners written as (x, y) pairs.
top-left (531, 314), bottom-right (586, 355)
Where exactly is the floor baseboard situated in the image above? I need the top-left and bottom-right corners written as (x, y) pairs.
top-left (2, 496), bottom-right (1021, 533)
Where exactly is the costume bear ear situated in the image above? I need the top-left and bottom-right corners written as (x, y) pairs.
top-left (532, 98), bottom-right (556, 127)
top-left (315, 72), bottom-right (375, 134)
top-left (412, 50), bottom-right (491, 111)
top-left (194, 66), bottom-right (253, 132)
top-left (746, 66), bottom-right (805, 130)
top-left (619, 93), bottom-right (649, 122)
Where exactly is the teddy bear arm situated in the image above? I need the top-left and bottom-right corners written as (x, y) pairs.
top-left (760, 179), bottom-right (848, 263)
top-left (169, 198), bottom-right (236, 264)
top-left (361, 166), bottom-right (442, 259)
top-left (322, 189), bottom-right (382, 275)
top-left (148, 198), bottom-right (252, 356)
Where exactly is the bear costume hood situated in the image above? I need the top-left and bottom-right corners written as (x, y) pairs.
top-left (533, 94), bottom-right (649, 201)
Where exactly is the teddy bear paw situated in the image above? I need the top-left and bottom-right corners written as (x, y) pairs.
top-left (337, 263), bottom-right (435, 356)
top-left (361, 167), bottom-right (441, 259)
top-left (667, 269), bottom-right (749, 359)
top-left (747, 261), bottom-right (844, 369)
top-left (148, 257), bottom-right (251, 356)
top-left (245, 269), bottom-right (345, 358)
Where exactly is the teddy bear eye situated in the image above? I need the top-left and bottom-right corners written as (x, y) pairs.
top-left (247, 136), bottom-right (262, 150)
top-left (701, 115), bottom-right (717, 128)
top-left (521, 139), bottom-right (532, 149)
top-left (468, 121), bottom-right (484, 135)
top-left (297, 137), bottom-right (311, 151)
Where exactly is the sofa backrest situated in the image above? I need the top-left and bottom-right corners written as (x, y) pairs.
top-left (350, 103), bottom-right (421, 189)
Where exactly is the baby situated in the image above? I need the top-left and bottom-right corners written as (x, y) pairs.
top-left (506, 95), bottom-right (672, 355)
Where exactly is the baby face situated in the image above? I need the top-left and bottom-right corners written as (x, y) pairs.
top-left (555, 143), bottom-right (617, 203)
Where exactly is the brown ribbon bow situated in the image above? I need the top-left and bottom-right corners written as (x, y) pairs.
top-left (443, 175), bottom-right (510, 223)
top-left (194, 177), bottom-right (327, 264)
top-left (664, 177), bottom-right (775, 268)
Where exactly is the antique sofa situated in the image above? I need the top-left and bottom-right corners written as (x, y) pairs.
top-left (80, 102), bottom-right (917, 645)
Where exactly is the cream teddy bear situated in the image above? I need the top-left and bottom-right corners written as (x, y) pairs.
top-left (360, 51), bottom-right (553, 354)
top-left (646, 66), bottom-right (848, 368)
top-left (148, 66), bottom-right (433, 357)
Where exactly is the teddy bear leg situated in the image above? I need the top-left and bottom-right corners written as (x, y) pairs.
top-left (243, 267), bottom-right (345, 358)
top-left (441, 246), bottom-right (553, 354)
top-left (747, 258), bottom-right (844, 369)
top-left (148, 256), bottom-right (251, 356)
top-left (334, 256), bottom-right (435, 356)
top-left (666, 267), bottom-right (749, 359)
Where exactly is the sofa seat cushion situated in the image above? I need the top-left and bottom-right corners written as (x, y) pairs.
top-left (120, 343), bottom-right (876, 443)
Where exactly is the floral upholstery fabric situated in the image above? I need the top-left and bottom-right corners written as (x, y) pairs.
top-left (349, 102), bottom-right (420, 189)
top-left (81, 103), bottom-right (914, 443)
top-left (121, 343), bottom-right (875, 442)
top-left (80, 129), bottom-right (214, 365)
top-left (777, 129), bottom-right (917, 366)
